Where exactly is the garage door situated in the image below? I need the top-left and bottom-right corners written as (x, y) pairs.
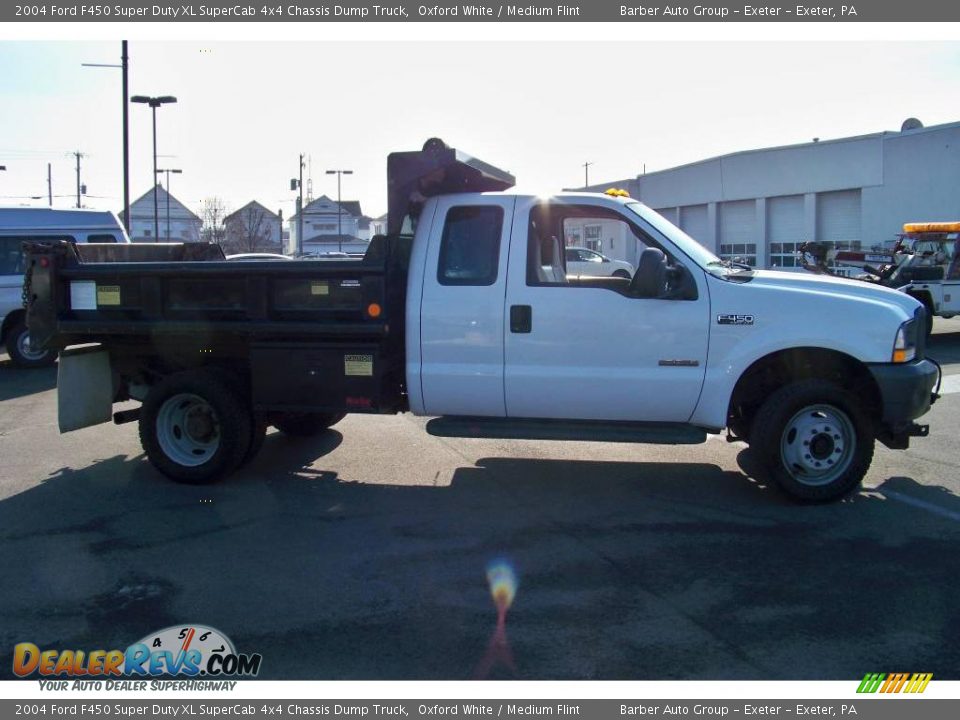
top-left (656, 207), bottom-right (678, 225)
top-left (767, 195), bottom-right (805, 269)
top-left (816, 190), bottom-right (861, 246)
top-left (719, 200), bottom-right (757, 266)
top-left (679, 204), bottom-right (709, 245)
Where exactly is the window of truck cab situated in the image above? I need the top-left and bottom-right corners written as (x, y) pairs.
top-left (528, 203), bottom-right (648, 287)
top-left (437, 205), bottom-right (504, 286)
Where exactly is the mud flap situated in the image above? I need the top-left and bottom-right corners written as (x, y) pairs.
top-left (58, 346), bottom-right (113, 432)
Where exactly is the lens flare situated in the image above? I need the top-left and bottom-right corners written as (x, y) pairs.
top-left (476, 559), bottom-right (518, 679)
top-left (486, 560), bottom-right (517, 612)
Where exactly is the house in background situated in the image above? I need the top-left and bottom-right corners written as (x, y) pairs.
top-left (224, 201), bottom-right (283, 254)
top-left (370, 213), bottom-right (388, 238)
top-left (287, 195), bottom-right (370, 255)
top-left (122, 185), bottom-right (201, 243)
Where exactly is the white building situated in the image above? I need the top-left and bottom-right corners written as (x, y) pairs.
top-left (585, 119), bottom-right (960, 270)
top-left (122, 185), bottom-right (201, 243)
top-left (288, 195), bottom-right (370, 255)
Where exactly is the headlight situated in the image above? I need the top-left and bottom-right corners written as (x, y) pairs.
top-left (892, 318), bottom-right (918, 363)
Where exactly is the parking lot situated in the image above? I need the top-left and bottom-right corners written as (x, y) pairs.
top-left (1, 324), bottom-right (959, 681)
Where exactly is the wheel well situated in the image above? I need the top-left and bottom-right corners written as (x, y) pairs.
top-left (727, 348), bottom-right (881, 439)
top-left (1, 309), bottom-right (25, 343)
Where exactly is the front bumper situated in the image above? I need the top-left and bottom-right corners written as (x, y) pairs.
top-left (867, 359), bottom-right (939, 448)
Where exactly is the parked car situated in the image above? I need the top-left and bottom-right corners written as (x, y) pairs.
top-left (1, 207), bottom-right (129, 367)
top-left (565, 247), bottom-right (634, 278)
top-left (225, 253), bottom-right (292, 261)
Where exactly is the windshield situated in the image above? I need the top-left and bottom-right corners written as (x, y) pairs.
top-left (624, 201), bottom-right (722, 269)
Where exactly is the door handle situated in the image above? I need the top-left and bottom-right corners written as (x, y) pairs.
top-left (510, 305), bottom-right (532, 333)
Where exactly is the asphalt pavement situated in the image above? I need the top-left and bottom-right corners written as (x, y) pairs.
top-left (1, 323), bottom-right (959, 680)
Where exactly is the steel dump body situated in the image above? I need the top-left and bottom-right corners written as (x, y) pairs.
top-left (25, 236), bottom-right (409, 415)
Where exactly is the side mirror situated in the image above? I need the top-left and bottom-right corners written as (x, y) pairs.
top-left (666, 263), bottom-right (699, 300)
top-left (630, 248), bottom-right (668, 298)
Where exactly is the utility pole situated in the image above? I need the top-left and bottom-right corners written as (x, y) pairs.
top-left (47, 163), bottom-right (52, 206)
top-left (122, 41), bottom-right (130, 232)
top-left (73, 151), bottom-right (85, 208)
top-left (583, 161), bottom-right (593, 188)
top-left (297, 154), bottom-right (305, 256)
top-left (325, 168), bottom-right (353, 253)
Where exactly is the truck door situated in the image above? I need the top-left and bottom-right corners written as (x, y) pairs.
top-left (503, 199), bottom-right (709, 423)
top-left (416, 196), bottom-right (515, 416)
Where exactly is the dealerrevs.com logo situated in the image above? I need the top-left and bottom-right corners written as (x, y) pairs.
top-left (13, 625), bottom-right (262, 680)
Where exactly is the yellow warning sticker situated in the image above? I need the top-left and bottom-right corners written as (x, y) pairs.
top-left (344, 354), bottom-right (373, 377)
top-left (311, 281), bottom-right (329, 296)
top-left (96, 285), bottom-right (121, 306)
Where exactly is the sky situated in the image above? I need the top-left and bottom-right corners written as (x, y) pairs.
top-left (1, 41), bottom-right (959, 223)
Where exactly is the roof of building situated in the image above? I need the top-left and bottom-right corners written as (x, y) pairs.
top-left (292, 195), bottom-right (363, 221)
top-left (584, 118), bottom-right (960, 190)
top-left (225, 200), bottom-right (280, 222)
top-left (120, 184), bottom-right (201, 222)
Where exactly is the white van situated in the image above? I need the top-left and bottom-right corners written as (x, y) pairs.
top-left (1, 207), bottom-right (130, 367)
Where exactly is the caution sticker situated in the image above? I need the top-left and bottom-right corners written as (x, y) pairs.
top-left (310, 281), bottom-right (329, 296)
top-left (344, 354), bottom-right (373, 377)
top-left (96, 285), bottom-right (121, 306)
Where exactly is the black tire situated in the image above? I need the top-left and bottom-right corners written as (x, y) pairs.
top-left (274, 412), bottom-right (345, 437)
top-left (139, 370), bottom-right (252, 484)
top-left (924, 305), bottom-right (934, 340)
top-left (5, 320), bottom-right (56, 368)
top-left (749, 379), bottom-right (874, 502)
top-left (612, 269), bottom-right (631, 279)
top-left (240, 420), bottom-right (268, 467)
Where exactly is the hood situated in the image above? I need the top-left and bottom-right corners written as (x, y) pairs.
top-left (746, 269), bottom-right (921, 318)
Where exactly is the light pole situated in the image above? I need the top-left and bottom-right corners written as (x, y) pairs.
top-left (131, 94), bottom-right (176, 242)
top-left (325, 168), bottom-right (353, 252)
top-left (82, 41), bottom-right (131, 231)
top-left (156, 168), bottom-right (182, 241)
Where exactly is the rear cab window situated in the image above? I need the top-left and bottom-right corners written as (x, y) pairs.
top-left (437, 206), bottom-right (504, 286)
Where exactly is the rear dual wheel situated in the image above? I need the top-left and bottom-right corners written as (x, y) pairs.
top-left (140, 370), bottom-right (252, 484)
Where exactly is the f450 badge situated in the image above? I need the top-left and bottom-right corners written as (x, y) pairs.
top-left (718, 314), bottom-right (755, 325)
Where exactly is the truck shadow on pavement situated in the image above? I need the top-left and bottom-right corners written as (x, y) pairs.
top-left (0, 433), bottom-right (958, 682)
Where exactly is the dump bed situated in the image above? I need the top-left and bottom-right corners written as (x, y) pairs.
top-left (24, 239), bottom-right (396, 350)
top-left (24, 236), bottom-right (409, 414)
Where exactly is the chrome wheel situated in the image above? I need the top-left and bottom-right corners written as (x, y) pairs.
top-left (155, 393), bottom-right (221, 467)
top-left (779, 404), bottom-right (855, 487)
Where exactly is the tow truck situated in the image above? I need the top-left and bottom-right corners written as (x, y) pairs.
top-left (799, 221), bottom-right (960, 336)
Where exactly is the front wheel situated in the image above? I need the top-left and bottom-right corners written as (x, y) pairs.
top-left (749, 380), bottom-right (874, 502)
top-left (139, 370), bottom-right (252, 484)
top-left (612, 269), bottom-right (631, 279)
top-left (5, 320), bottom-right (56, 368)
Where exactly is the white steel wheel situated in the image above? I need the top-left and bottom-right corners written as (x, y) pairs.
top-left (155, 393), bottom-right (222, 467)
top-left (139, 370), bottom-right (252, 484)
top-left (750, 379), bottom-right (874, 502)
top-left (779, 404), bottom-right (856, 487)
top-left (6, 321), bottom-right (55, 368)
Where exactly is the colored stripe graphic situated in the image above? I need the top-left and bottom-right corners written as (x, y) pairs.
top-left (857, 673), bottom-right (885, 693)
top-left (857, 672), bottom-right (932, 693)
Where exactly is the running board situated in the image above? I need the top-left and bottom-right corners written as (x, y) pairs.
top-left (425, 417), bottom-right (708, 444)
